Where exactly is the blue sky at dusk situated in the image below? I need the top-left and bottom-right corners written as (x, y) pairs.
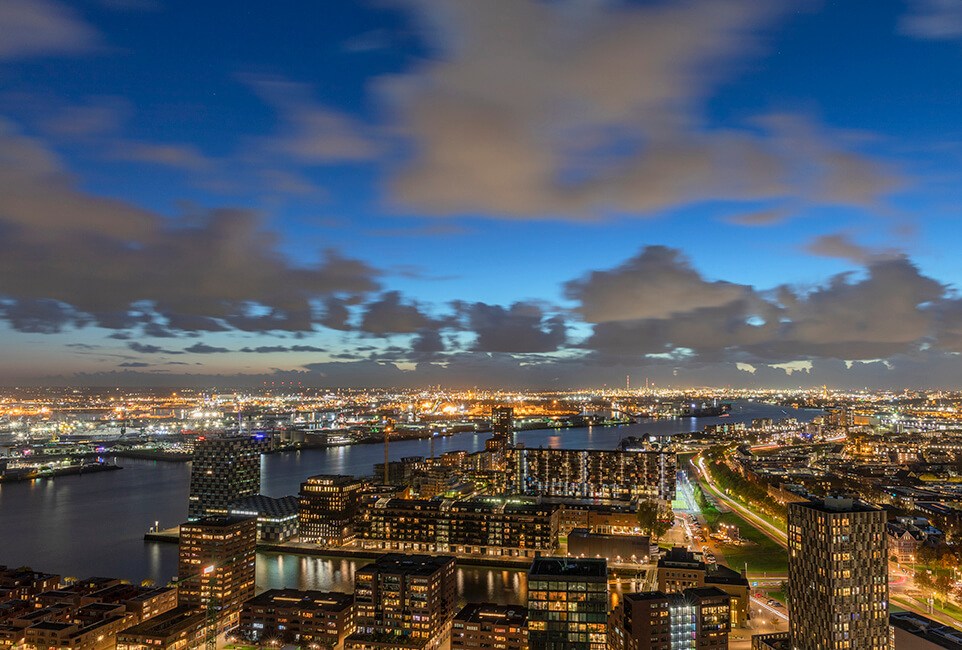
top-left (2, 0), bottom-right (962, 388)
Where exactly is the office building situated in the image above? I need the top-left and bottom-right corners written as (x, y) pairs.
top-left (451, 603), bottom-right (527, 650)
top-left (506, 447), bottom-right (676, 501)
top-left (237, 589), bottom-right (354, 649)
top-left (176, 515), bottom-right (257, 627)
top-left (346, 554), bottom-right (457, 650)
top-left (299, 474), bottom-right (365, 545)
top-left (527, 557), bottom-right (608, 650)
top-left (187, 436), bottom-right (266, 520)
top-left (608, 586), bottom-right (731, 650)
top-left (788, 497), bottom-right (888, 650)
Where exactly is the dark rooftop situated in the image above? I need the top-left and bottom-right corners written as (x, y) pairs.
top-left (454, 603), bottom-right (527, 625)
top-left (529, 557), bottom-right (607, 579)
top-left (357, 554), bottom-right (455, 577)
top-left (244, 589), bottom-right (353, 612)
top-left (181, 514), bottom-right (257, 528)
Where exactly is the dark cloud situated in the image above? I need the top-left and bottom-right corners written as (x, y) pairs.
top-left (565, 246), bottom-right (750, 323)
top-left (575, 252), bottom-right (948, 364)
top-left (239, 345), bottom-right (327, 354)
top-left (468, 302), bottom-right (566, 353)
top-left (411, 329), bottom-right (445, 354)
top-left (359, 291), bottom-right (430, 335)
top-left (118, 361), bottom-right (150, 368)
top-left (128, 342), bottom-right (179, 354)
top-left (184, 343), bottom-right (230, 354)
top-left (0, 123), bottom-right (381, 334)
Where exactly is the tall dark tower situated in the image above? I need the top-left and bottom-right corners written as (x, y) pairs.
top-left (492, 406), bottom-right (514, 447)
top-left (788, 497), bottom-right (888, 650)
top-left (188, 436), bottom-right (266, 520)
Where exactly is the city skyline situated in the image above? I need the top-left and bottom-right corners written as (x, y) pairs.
top-left (3, 0), bottom-right (962, 388)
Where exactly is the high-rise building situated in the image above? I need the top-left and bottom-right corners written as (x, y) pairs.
top-left (346, 554), bottom-right (457, 650)
top-left (506, 447), bottom-right (676, 501)
top-left (493, 406), bottom-right (514, 445)
top-left (451, 603), bottom-right (527, 650)
top-left (177, 515), bottom-right (257, 627)
top-left (608, 587), bottom-right (731, 650)
top-left (788, 497), bottom-right (888, 650)
top-left (527, 557), bottom-right (608, 650)
top-left (298, 474), bottom-right (365, 545)
top-left (187, 436), bottom-right (266, 520)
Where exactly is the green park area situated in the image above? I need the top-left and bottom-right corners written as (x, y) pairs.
top-left (708, 510), bottom-right (789, 575)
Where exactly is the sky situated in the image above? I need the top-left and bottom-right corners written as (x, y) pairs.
top-left (2, 0), bottom-right (962, 389)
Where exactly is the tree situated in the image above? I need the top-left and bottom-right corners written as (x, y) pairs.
top-left (637, 500), bottom-right (672, 542)
top-left (934, 573), bottom-right (953, 607)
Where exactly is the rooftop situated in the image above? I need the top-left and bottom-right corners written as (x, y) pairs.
top-left (790, 496), bottom-right (883, 514)
top-left (357, 554), bottom-right (455, 577)
top-left (454, 603), bottom-right (527, 626)
top-left (181, 514), bottom-right (257, 528)
top-left (529, 557), bottom-right (607, 579)
top-left (244, 589), bottom-right (353, 612)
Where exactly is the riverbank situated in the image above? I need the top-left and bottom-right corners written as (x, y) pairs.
top-left (0, 462), bottom-right (121, 483)
top-left (144, 528), bottom-right (648, 575)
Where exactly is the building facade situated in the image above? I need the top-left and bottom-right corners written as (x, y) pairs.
top-left (788, 497), bottom-right (888, 650)
top-left (176, 515), bottom-right (257, 627)
top-left (506, 448), bottom-right (676, 501)
top-left (298, 474), bottom-right (365, 545)
top-left (346, 554), bottom-right (457, 650)
top-left (229, 495), bottom-right (299, 542)
top-left (187, 436), bottom-right (266, 520)
top-left (451, 603), bottom-right (527, 650)
top-left (608, 587), bottom-right (731, 650)
top-left (527, 558), bottom-right (608, 650)
top-left (355, 496), bottom-right (559, 557)
top-left (237, 589), bottom-right (354, 649)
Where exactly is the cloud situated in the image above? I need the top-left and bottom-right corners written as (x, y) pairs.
top-left (0, 0), bottom-right (99, 60)
top-left (359, 291), bottom-right (430, 334)
top-left (468, 302), bottom-right (566, 353)
top-left (565, 246), bottom-right (750, 323)
top-left (385, 0), bottom-right (896, 218)
top-left (184, 343), bottom-right (229, 354)
top-left (128, 342), bottom-right (179, 354)
top-left (242, 74), bottom-right (380, 164)
top-left (118, 361), bottom-right (150, 368)
top-left (109, 141), bottom-right (212, 171)
top-left (239, 345), bottom-right (327, 353)
top-left (411, 328), bottom-right (445, 354)
top-left (803, 233), bottom-right (902, 264)
top-left (570, 248), bottom-right (950, 364)
top-left (724, 207), bottom-right (790, 226)
top-left (900, 0), bottom-right (962, 39)
top-left (0, 121), bottom-right (382, 334)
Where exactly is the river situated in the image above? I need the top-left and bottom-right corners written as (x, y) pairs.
top-left (0, 400), bottom-right (817, 604)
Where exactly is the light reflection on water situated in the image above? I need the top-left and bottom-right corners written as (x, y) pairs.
top-left (0, 401), bottom-right (818, 594)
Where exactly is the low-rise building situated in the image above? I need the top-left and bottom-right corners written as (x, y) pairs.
top-left (450, 603), bottom-right (527, 650)
top-left (115, 606), bottom-right (207, 650)
top-left (237, 589), bottom-right (354, 649)
top-left (608, 587), bottom-right (731, 650)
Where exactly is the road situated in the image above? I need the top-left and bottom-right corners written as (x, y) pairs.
top-left (691, 452), bottom-right (962, 632)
